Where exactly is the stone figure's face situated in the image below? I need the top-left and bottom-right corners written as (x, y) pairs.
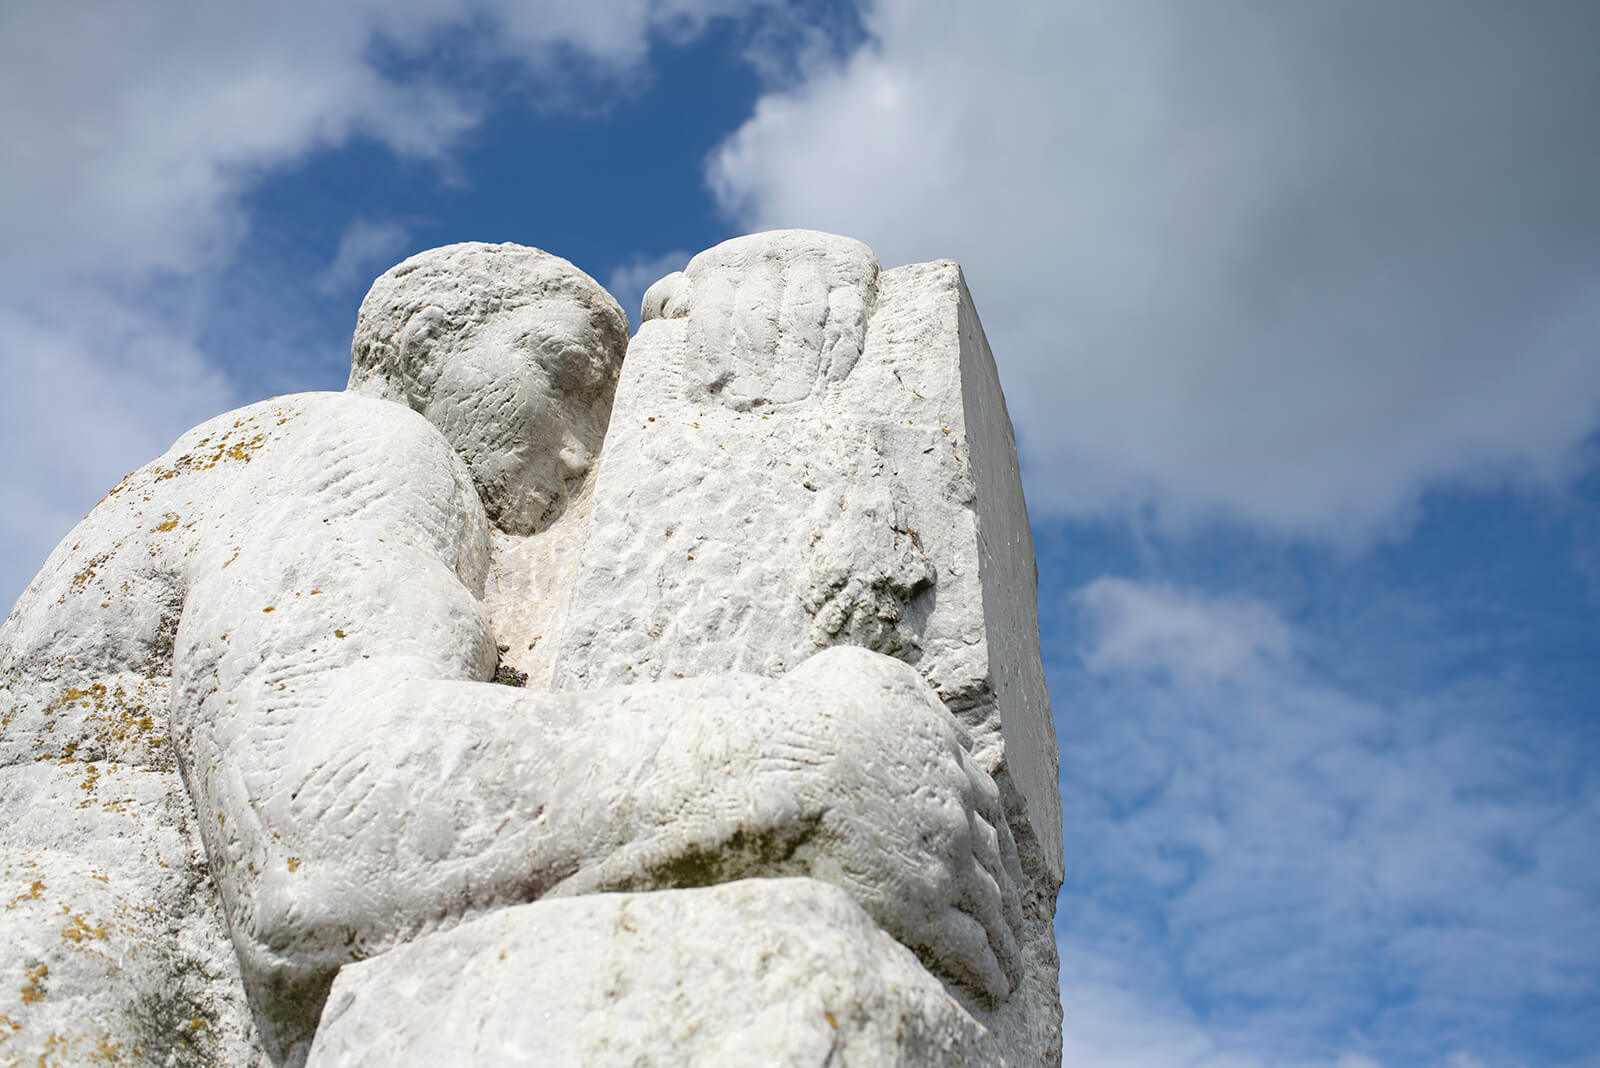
top-left (433, 297), bottom-right (618, 531)
top-left (348, 243), bottom-right (629, 535)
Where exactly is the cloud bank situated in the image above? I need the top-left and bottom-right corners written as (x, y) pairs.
top-left (709, 0), bottom-right (1600, 543)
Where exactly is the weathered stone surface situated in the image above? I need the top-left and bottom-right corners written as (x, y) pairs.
top-left (550, 231), bottom-right (1063, 1064)
top-left (306, 879), bottom-right (1001, 1068)
top-left (347, 241), bottom-right (629, 538)
top-left (554, 231), bottom-right (1062, 884)
top-left (0, 391), bottom-right (495, 1067)
top-left (347, 242), bottom-right (630, 691)
top-left (0, 233), bottom-right (1062, 1067)
top-left (1, 240), bottom-right (630, 1065)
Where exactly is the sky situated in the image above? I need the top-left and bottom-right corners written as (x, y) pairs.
top-left (2, 1), bottom-right (1597, 1064)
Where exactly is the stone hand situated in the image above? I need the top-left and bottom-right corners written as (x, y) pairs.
top-left (771, 647), bottom-right (1025, 1005)
top-left (559, 647), bottom-right (1025, 1006)
top-left (668, 230), bottom-right (879, 408)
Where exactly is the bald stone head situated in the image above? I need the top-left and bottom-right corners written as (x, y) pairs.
top-left (348, 242), bottom-right (629, 535)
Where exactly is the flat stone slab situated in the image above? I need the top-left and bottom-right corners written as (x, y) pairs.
top-left (306, 878), bottom-right (1001, 1067)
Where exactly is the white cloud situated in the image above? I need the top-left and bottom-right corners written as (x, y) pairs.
top-left (1055, 577), bottom-right (1599, 1063)
top-left (0, 0), bottom-right (767, 609)
top-left (1054, 940), bottom-right (1398, 1068)
top-left (0, 1), bottom-right (764, 290)
top-left (1075, 577), bottom-right (1292, 684)
top-left (707, 0), bottom-right (1600, 544)
top-left (0, 297), bottom-right (237, 605)
top-left (0, 4), bottom-right (470, 291)
top-left (1445, 1054), bottom-right (1488, 1068)
top-left (605, 249), bottom-right (694, 329)
top-left (315, 220), bottom-right (414, 297)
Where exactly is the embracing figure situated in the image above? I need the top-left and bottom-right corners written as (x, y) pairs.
top-left (0, 233), bottom-right (1061, 1067)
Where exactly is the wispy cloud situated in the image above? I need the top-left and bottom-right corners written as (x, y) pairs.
top-left (605, 249), bottom-right (694, 329)
top-left (0, 296), bottom-right (237, 609)
top-left (1054, 577), bottom-right (1599, 1065)
top-left (314, 220), bottom-right (414, 297)
top-left (1076, 578), bottom-right (1292, 684)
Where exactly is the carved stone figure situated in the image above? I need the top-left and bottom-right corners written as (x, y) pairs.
top-left (0, 232), bottom-right (1061, 1066)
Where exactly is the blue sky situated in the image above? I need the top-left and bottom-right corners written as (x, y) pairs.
top-left (2, 2), bottom-right (1597, 1064)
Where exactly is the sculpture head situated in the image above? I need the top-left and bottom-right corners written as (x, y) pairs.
top-left (348, 242), bottom-right (629, 534)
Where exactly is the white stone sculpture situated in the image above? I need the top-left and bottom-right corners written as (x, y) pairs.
top-left (0, 232), bottom-right (1062, 1066)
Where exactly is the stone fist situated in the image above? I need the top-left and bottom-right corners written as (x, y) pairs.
top-left (771, 647), bottom-right (1025, 1005)
top-left (559, 647), bottom-right (1025, 1006)
top-left (643, 230), bottom-right (879, 409)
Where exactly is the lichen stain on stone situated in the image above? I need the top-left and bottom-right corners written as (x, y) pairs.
top-left (625, 821), bottom-right (821, 892)
top-left (7, 878), bottom-right (47, 910)
top-left (59, 910), bottom-right (110, 944)
top-left (129, 979), bottom-right (224, 1068)
top-left (93, 1037), bottom-right (129, 1064)
top-left (98, 472), bottom-right (136, 503)
top-left (60, 552), bottom-right (112, 603)
top-left (19, 962), bottom-right (48, 1004)
top-left (143, 414), bottom-right (283, 488)
top-left (33, 679), bottom-right (171, 775)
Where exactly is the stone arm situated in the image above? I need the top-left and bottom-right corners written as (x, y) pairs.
top-left (160, 395), bottom-right (1020, 1062)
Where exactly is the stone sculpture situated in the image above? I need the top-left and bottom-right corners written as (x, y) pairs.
top-left (0, 231), bottom-right (1062, 1066)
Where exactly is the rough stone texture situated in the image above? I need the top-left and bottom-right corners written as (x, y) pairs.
top-left (0, 233), bottom-right (1061, 1067)
top-left (347, 242), bottom-right (629, 691)
top-left (347, 241), bottom-right (629, 538)
top-left (553, 232), bottom-right (1063, 1063)
top-left (305, 879), bottom-right (1001, 1067)
top-left (554, 232), bottom-right (1062, 881)
top-left (0, 402), bottom-right (314, 1068)
top-left (1, 240), bottom-right (630, 1066)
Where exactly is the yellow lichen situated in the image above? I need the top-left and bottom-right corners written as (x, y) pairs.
top-left (64, 552), bottom-right (112, 600)
top-left (60, 911), bottom-right (109, 944)
top-left (142, 415), bottom-right (280, 486)
top-left (6, 879), bottom-right (47, 910)
top-left (35, 679), bottom-right (168, 774)
top-left (99, 472), bottom-right (135, 501)
top-left (19, 963), bottom-right (47, 1004)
